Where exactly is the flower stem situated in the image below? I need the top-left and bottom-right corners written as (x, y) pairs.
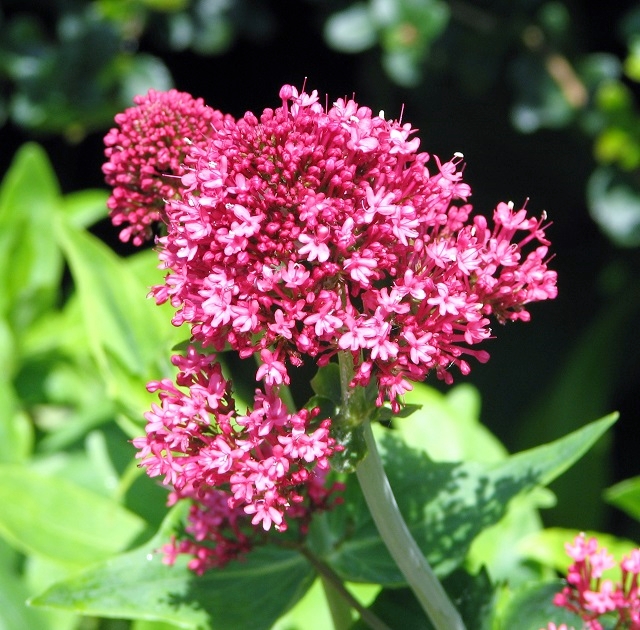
top-left (298, 545), bottom-right (392, 630)
top-left (356, 420), bottom-right (466, 630)
top-left (337, 350), bottom-right (465, 630)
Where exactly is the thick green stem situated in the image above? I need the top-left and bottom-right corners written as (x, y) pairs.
top-left (356, 422), bottom-right (466, 630)
top-left (337, 352), bottom-right (465, 630)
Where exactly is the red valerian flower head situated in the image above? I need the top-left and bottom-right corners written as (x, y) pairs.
top-left (549, 532), bottom-right (640, 629)
top-left (103, 89), bottom-right (233, 245)
top-left (151, 84), bottom-right (557, 410)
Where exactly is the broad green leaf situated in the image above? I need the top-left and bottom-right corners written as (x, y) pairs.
top-left (0, 380), bottom-right (34, 463)
top-left (322, 414), bottom-right (616, 585)
top-left (605, 475), bottom-right (640, 521)
top-left (351, 569), bottom-right (493, 630)
top-left (61, 189), bottom-right (108, 229)
top-left (20, 293), bottom-right (85, 359)
top-left (0, 143), bottom-right (64, 332)
top-left (467, 491), bottom-right (554, 585)
top-left (23, 555), bottom-right (83, 630)
top-left (0, 562), bottom-right (54, 630)
top-left (272, 579), bottom-right (336, 630)
top-left (0, 465), bottom-right (146, 566)
top-left (496, 581), bottom-right (583, 630)
top-left (30, 428), bottom-right (128, 500)
top-left (30, 504), bottom-right (316, 630)
top-left (398, 385), bottom-right (552, 583)
top-left (54, 217), bottom-right (173, 392)
top-left (399, 382), bottom-right (507, 463)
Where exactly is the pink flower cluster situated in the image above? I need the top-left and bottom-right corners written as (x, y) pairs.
top-left (105, 84), bottom-right (557, 570)
top-left (103, 89), bottom-right (232, 245)
top-left (548, 532), bottom-right (640, 629)
top-left (133, 348), bottom-right (340, 573)
top-left (147, 84), bottom-right (557, 410)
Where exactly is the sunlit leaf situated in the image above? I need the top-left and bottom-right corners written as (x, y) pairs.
top-left (0, 143), bottom-right (64, 332)
top-left (398, 382), bottom-right (506, 463)
top-left (497, 581), bottom-right (582, 630)
top-left (322, 414), bottom-right (616, 585)
top-left (30, 504), bottom-right (315, 630)
top-left (62, 189), bottom-right (109, 229)
top-left (0, 465), bottom-right (146, 566)
top-left (54, 217), bottom-right (173, 393)
top-left (0, 381), bottom-right (34, 463)
top-left (604, 475), bottom-right (640, 521)
top-left (0, 562), bottom-right (54, 630)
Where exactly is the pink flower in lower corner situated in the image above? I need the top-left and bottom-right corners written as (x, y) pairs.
top-left (549, 532), bottom-right (640, 630)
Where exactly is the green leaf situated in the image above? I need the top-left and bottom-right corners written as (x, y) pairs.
top-left (310, 363), bottom-right (342, 404)
top-left (30, 504), bottom-right (316, 630)
top-left (23, 555), bottom-right (85, 630)
top-left (322, 414), bottom-right (616, 585)
top-left (605, 475), bottom-right (640, 521)
top-left (0, 465), bottom-right (146, 566)
top-left (588, 165), bottom-right (640, 246)
top-left (497, 581), bottom-right (583, 630)
top-left (351, 569), bottom-right (494, 630)
top-left (0, 143), bottom-right (64, 332)
top-left (330, 422), bottom-right (367, 474)
top-left (0, 380), bottom-right (34, 463)
top-left (388, 382), bottom-right (550, 585)
top-left (397, 382), bottom-right (507, 463)
top-left (54, 217), bottom-right (173, 389)
top-left (119, 53), bottom-right (174, 105)
top-left (61, 189), bottom-right (108, 229)
top-left (0, 562), bottom-right (55, 630)
top-left (324, 3), bottom-right (377, 53)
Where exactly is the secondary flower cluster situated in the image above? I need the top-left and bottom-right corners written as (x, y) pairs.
top-left (133, 349), bottom-right (339, 573)
top-left (103, 89), bottom-right (232, 246)
top-left (546, 532), bottom-right (640, 630)
top-left (105, 84), bottom-right (557, 570)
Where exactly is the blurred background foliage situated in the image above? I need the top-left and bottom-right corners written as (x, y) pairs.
top-left (1, 0), bottom-right (639, 556)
